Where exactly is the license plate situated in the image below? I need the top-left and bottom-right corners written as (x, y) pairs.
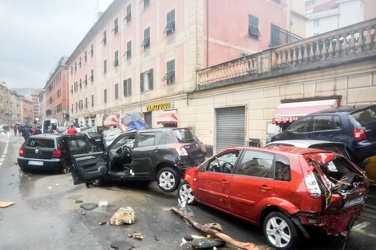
top-left (343, 196), bottom-right (364, 208)
top-left (28, 161), bottom-right (43, 166)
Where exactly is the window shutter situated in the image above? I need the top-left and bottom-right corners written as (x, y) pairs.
top-left (128, 78), bottom-right (132, 96)
top-left (149, 69), bottom-right (153, 90)
top-left (140, 73), bottom-right (144, 92)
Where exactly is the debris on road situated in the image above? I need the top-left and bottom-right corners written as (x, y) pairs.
top-left (99, 200), bottom-right (109, 207)
top-left (99, 221), bottom-right (108, 225)
top-left (128, 232), bottom-right (143, 240)
top-left (0, 201), bottom-right (15, 208)
top-left (171, 207), bottom-right (259, 250)
top-left (181, 235), bottom-right (224, 249)
top-left (80, 203), bottom-right (99, 211)
top-left (75, 200), bottom-right (83, 203)
top-left (110, 207), bottom-right (136, 225)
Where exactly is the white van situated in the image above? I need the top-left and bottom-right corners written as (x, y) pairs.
top-left (42, 119), bottom-right (60, 133)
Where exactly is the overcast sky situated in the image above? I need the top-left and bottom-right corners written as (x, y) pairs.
top-left (0, 0), bottom-right (113, 90)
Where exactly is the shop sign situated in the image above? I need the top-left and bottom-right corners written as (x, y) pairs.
top-left (146, 102), bottom-right (172, 111)
top-left (89, 114), bottom-right (96, 119)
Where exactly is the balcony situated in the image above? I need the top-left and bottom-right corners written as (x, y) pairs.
top-left (196, 18), bottom-right (376, 90)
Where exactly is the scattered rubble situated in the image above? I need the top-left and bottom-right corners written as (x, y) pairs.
top-left (110, 207), bottom-right (136, 225)
top-left (171, 207), bottom-right (259, 250)
top-left (128, 232), bottom-right (143, 240)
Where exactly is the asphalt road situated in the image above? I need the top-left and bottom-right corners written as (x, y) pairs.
top-left (1, 133), bottom-right (375, 250)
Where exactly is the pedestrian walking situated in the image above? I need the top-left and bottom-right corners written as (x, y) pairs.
top-left (21, 126), bottom-right (31, 141)
top-left (34, 126), bottom-right (42, 135)
top-left (46, 126), bottom-right (54, 133)
top-left (13, 125), bottom-right (17, 135)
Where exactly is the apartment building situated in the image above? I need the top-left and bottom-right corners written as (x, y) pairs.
top-left (67, 0), bottom-right (294, 128)
top-left (0, 81), bottom-right (11, 125)
top-left (43, 57), bottom-right (70, 124)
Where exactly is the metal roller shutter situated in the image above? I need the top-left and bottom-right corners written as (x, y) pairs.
top-left (215, 106), bottom-right (246, 153)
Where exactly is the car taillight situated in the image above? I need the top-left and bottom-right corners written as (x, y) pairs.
top-left (354, 129), bottom-right (366, 141)
top-left (52, 149), bottom-right (62, 158)
top-left (19, 148), bottom-right (24, 156)
top-left (175, 145), bottom-right (188, 156)
top-left (304, 170), bottom-right (321, 198)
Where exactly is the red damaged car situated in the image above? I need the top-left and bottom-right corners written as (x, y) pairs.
top-left (178, 146), bottom-right (369, 249)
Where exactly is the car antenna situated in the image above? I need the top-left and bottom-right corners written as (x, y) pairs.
top-left (353, 92), bottom-right (361, 109)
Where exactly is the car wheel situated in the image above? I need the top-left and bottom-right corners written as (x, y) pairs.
top-left (90, 178), bottom-right (105, 187)
top-left (157, 167), bottom-right (180, 192)
top-left (178, 181), bottom-right (196, 205)
top-left (263, 211), bottom-right (300, 250)
top-left (61, 162), bottom-right (70, 174)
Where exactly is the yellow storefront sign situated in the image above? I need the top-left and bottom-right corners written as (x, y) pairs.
top-left (146, 102), bottom-right (171, 111)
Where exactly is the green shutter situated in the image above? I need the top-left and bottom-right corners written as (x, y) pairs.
top-left (128, 79), bottom-right (132, 96)
top-left (140, 73), bottom-right (144, 92)
top-left (149, 69), bottom-right (153, 90)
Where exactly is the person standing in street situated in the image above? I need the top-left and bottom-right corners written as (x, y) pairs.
top-left (21, 126), bottom-right (31, 141)
top-left (13, 125), bottom-right (17, 135)
top-left (67, 125), bottom-right (77, 134)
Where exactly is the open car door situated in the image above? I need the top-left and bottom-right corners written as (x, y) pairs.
top-left (64, 135), bottom-right (107, 185)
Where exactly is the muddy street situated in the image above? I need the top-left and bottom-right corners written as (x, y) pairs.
top-left (1, 134), bottom-right (376, 250)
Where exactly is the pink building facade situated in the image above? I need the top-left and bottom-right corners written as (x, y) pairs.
top-left (67, 0), bottom-right (291, 128)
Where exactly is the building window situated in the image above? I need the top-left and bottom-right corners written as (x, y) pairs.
top-left (102, 30), bottom-right (107, 45)
top-left (104, 59), bottom-right (107, 74)
top-left (162, 59), bottom-right (175, 85)
top-left (123, 78), bottom-right (132, 97)
top-left (164, 9), bottom-right (175, 35)
top-left (113, 17), bottom-right (118, 34)
top-left (270, 24), bottom-right (282, 47)
top-left (85, 97), bottom-right (88, 109)
top-left (90, 69), bottom-right (94, 82)
top-left (90, 44), bottom-right (94, 56)
top-left (79, 79), bottom-right (82, 89)
top-left (249, 15), bottom-right (260, 39)
top-left (126, 40), bottom-right (132, 59)
top-left (141, 27), bottom-right (150, 49)
top-left (125, 4), bottom-right (131, 22)
top-left (70, 66), bottom-right (73, 75)
top-left (84, 51), bottom-right (87, 62)
top-left (114, 83), bottom-right (119, 100)
top-left (140, 69), bottom-right (153, 92)
top-left (104, 89), bottom-right (107, 103)
top-left (74, 62), bottom-right (77, 72)
top-left (314, 19), bottom-right (320, 27)
top-left (144, 0), bottom-right (150, 8)
top-left (79, 57), bottom-right (82, 67)
top-left (84, 74), bottom-right (88, 86)
top-left (272, 0), bottom-right (281, 4)
top-left (114, 50), bottom-right (119, 66)
top-left (91, 95), bottom-right (94, 107)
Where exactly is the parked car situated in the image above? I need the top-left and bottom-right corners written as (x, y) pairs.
top-left (119, 112), bottom-right (149, 133)
top-left (102, 128), bottom-right (122, 147)
top-left (63, 127), bottom-right (207, 192)
top-left (271, 104), bottom-right (376, 166)
top-left (78, 131), bottom-right (102, 144)
top-left (265, 139), bottom-right (351, 159)
top-left (17, 134), bottom-right (71, 174)
top-left (178, 146), bottom-right (369, 249)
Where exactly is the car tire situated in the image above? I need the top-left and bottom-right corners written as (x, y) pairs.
top-left (178, 181), bottom-right (196, 205)
top-left (263, 211), bottom-right (300, 250)
top-left (157, 167), bottom-right (180, 192)
top-left (61, 161), bottom-right (70, 174)
top-left (90, 178), bottom-right (105, 187)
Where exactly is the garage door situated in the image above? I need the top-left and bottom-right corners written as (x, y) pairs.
top-left (215, 106), bottom-right (246, 153)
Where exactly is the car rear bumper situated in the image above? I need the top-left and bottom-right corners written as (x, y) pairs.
top-left (17, 157), bottom-right (65, 172)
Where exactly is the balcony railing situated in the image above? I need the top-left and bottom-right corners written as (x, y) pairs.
top-left (197, 18), bottom-right (376, 90)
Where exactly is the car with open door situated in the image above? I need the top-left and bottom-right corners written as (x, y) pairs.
top-left (64, 127), bottom-right (206, 192)
top-left (178, 146), bottom-right (369, 249)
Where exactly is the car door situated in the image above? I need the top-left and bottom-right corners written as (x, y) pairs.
top-left (194, 150), bottom-right (240, 211)
top-left (227, 149), bottom-right (274, 223)
top-left (130, 131), bottom-right (164, 178)
top-left (64, 136), bottom-right (107, 185)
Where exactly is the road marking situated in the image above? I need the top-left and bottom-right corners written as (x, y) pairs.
top-left (352, 222), bottom-right (376, 238)
top-left (0, 135), bottom-right (9, 167)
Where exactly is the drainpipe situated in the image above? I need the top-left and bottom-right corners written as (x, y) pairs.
top-left (206, 0), bottom-right (209, 67)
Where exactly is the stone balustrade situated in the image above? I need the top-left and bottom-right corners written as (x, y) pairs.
top-left (197, 18), bottom-right (376, 89)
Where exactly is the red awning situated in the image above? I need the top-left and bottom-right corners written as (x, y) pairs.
top-left (272, 100), bottom-right (338, 124)
top-left (104, 114), bottom-right (120, 127)
top-left (157, 110), bottom-right (178, 125)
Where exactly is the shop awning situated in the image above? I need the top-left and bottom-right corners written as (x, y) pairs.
top-left (104, 114), bottom-right (120, 127)
top-left (272, 99), bottom-right (338, 124)
top-left (157, 110), bottom-right (178, 125)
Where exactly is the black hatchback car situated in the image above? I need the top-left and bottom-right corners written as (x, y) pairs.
top-left (63, 128), bottom-right (206, 192)
top-left (271, 104), bottom-right (376, 166)
top-left (17, 134), bottom-right (71, 174)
